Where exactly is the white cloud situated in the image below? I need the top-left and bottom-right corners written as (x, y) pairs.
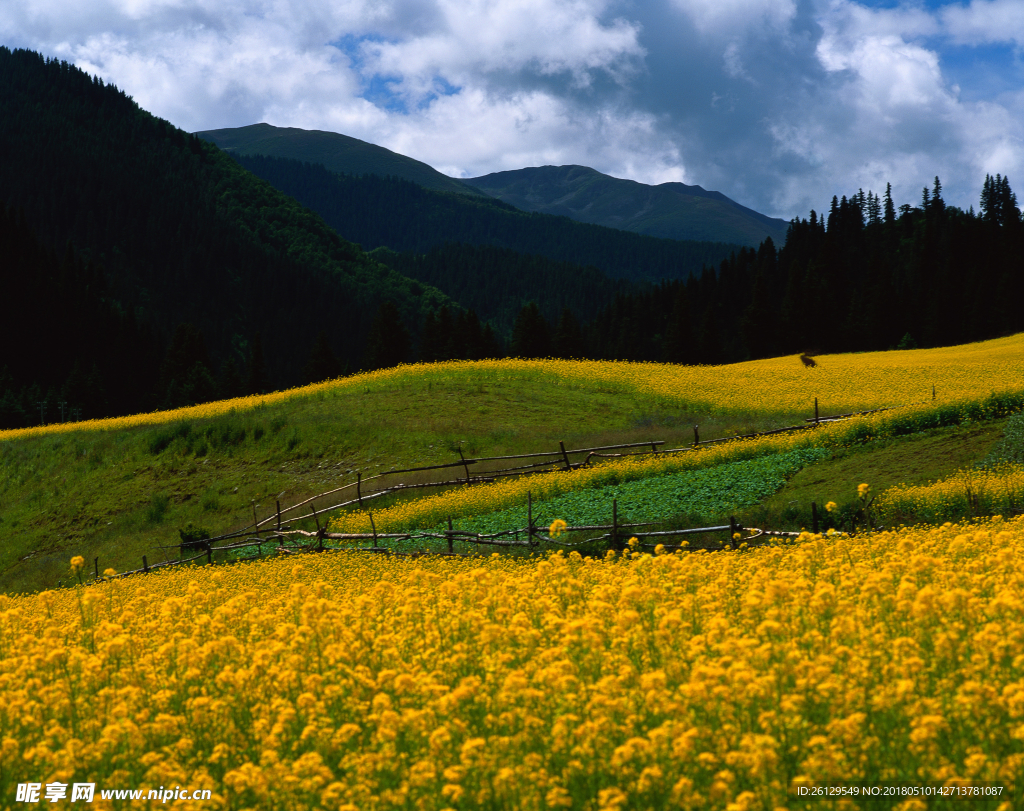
top-left (360, 0), bottom-right (645, 98)
top-left (941, 0), bottom-right (1024, 47)
top-left (1, 0), bottom-right (1023, 222)
top-left (669, 0), bottom-right (796, 35)
top-left (759, 0), bottom-right (1023, 215)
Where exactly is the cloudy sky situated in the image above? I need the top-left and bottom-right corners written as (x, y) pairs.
top-left (2, 0), bottom-right (1022, 219)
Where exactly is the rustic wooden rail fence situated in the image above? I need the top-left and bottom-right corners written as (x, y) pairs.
top-left (89, 391), bottom-right (940, 581)
top-left (97, 500), bottom-right (804, 580)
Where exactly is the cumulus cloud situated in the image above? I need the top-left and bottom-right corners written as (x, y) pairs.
top-left (941, 0), bottom-right (1024, 47)
top-left (670, 0), bottom-right (796, 35)
top-left (0, 0), bottom-right (1022, 220)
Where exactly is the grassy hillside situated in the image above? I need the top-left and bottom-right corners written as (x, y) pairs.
top-left (464, 164), bottom-right (790, 247)
top-left (197, 122), bottom-right (487, 197)
top-left (2, 333), bottom-right (1022, 594)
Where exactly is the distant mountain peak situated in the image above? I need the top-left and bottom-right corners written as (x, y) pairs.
top-left (462, 164), bottom-right (787, 247)
top-left (197, 123), bottom-right (488, 198)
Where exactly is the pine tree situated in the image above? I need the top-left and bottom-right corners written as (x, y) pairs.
top-left (553, 308), bottom-right (586, 359)
top-left (246, 332), bottom-right (268, 395)
top-left (159, 323), bottom-right (210, 407)
top-left (302, 331), bottom-right (343, 383)
top-left (419, 310), bottom-right (443, 363)
top-left (364, 301), bottom-right (411, 370)
top-left (510, 303), bottom-right (552, 359)
top-left (662, 286), bottom-right (694, 364)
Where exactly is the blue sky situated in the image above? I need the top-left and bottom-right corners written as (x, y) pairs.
top-left (2, 0), bottom-right (1021, 220)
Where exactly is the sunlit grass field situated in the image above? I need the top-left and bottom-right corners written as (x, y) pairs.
top-left (2, 332), bottom-right (1022, 445)
top-left (2, 519), bottom-right (1021, 809)
top-left (2, 334), bottom-right (1023, 594)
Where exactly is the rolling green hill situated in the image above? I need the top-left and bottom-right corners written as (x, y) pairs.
top-left (2, 347), bottom-right (1020, 595)
top-left (463, 164), bottom-right (790, 247)
top-left (197, 123), bottom-right (487, 197)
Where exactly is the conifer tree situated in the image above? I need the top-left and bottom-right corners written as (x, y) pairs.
top-left (245, 332), bottom-right (268, 395)
top-left (510, 303), bottom-right (552, 359)
top-left (364, 301), bottom-right (411, 370)
top-left (303, 331), bottom-right (343, 383)
top-left (553, 308), bottom-right (586, 359)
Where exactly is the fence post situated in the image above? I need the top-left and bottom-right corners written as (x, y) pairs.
top-left (528, 491), bottom-right (534, 543)
top-left (932, 385), bottom-right (936, 400)
top-left (94, 557), bottom-right (99, 579)
top-left (447, 517), bottom-right (454, 554)
top-left (814, 398), bottom-right (819, 424)
top-left (369, 511), bottom-right (379, 548)
top-left (207, 546), bottom-right (212, 564)
top-left (729, 517), bottom-right (739, 549)
top-left (693, 425), bottom-right (699, 447)
top-left (252, 500), bottom-right (258, 532)
top-left (651, 441), bottom-right (658, 453)
top-left (559, 441), bottom-right (572, 470)
top-left (143, 555), bottom-right (149, 573)
top-left (276, 500), bottom-right (281, 531)
top-left (357, 472), bottom-right (363, 509)
top-left (611, 499), bottom-right (619, 552)
top-left (458, 446), bottom-right (471, 483)
top-left (811, 501), bottom-right (819, 534)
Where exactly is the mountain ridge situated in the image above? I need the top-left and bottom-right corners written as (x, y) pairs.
top-left (197, 122), bottom-right (488, 198)
top-left (463, 164), bottom-right (789, 247)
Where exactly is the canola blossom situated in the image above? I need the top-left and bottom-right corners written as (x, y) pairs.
top-left (2, 332), bottom-right (1022, 443)
top-left (875, 463), bottom-right (1024, 526)
top-left (1, 519), bottom-right (1022, 809)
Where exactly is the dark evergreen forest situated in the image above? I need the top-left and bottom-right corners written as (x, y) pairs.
top-left (231, 154), bottom-right (740, 282)
top-left (0, 47), bottom-right (452, 427)
top-left (564, 178), bottom-right (1024, 363)
top-left (371, 243), bottom-right (632, 337)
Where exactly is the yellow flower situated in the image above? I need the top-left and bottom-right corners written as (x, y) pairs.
top-left (825, 501), bottom-right (838, 512)
top-left (70, 556), bottom-right (85, 571)
top-left (858, 483), bottom-right (870, 497)
top-left (628, 536), bottom-right (639, 549)
top-left (549, 519), bottom-right (568, 538)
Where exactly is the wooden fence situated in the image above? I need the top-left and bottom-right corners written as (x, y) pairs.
top-left (89, 391), bottom-right (938, 581)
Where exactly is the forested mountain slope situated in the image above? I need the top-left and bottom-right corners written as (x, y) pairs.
top-left (197, 123), bottom-right (486, 198)
top-left (0, 48), bottom-right (450, 426)
top-left (228, 153), bottom-right (742, 283)
top-left (370, 243), bottom-right (632, 337)
top-left (463, 164), bottom-right (789, 247)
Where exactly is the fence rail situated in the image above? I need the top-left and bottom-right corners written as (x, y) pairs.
top-left (90, 390), bottom-right (939, 581)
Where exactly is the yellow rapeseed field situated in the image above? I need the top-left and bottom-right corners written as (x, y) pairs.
top-left (2, 333), bottom-right (1021, 442)
top-left (876, 464), bottom-right (1024, 526)
top-left (3, 519), bottom-right (1022, 809)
